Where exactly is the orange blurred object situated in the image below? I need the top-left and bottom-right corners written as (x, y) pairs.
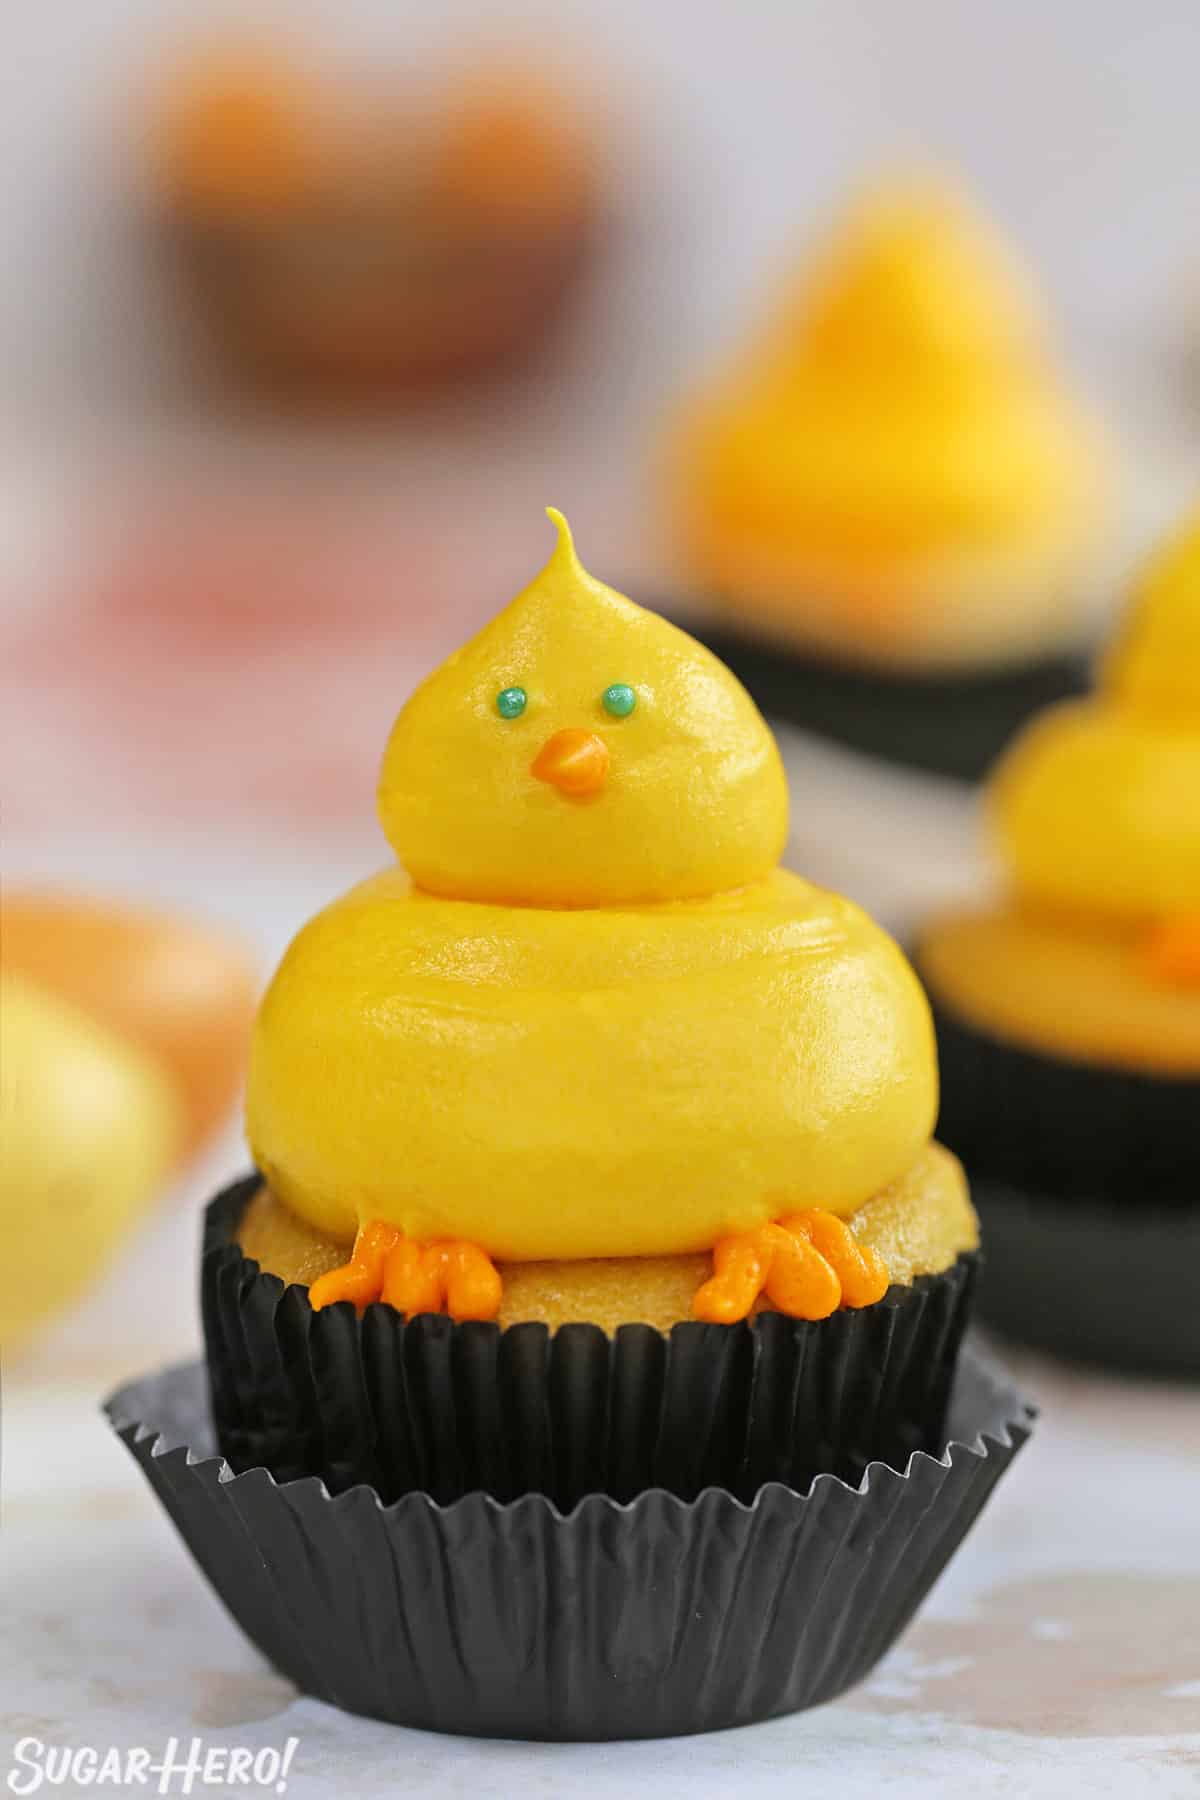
top-left (432, 75), bottom-right (595, 228)
top-left (147, 43), bottom-right (606, 401)
top-left (154, 43), bottom-right (328, 216)
top-left (1143, 915), bottom-right (1200, 990)
top-left (2, 893), bottom-right (258, 1159)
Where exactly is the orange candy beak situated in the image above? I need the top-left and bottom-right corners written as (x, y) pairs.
top-left (531, 728), bottom-right (610, 797)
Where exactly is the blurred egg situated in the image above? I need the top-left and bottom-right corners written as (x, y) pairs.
top-left (2, 892), bottom-right (258, 1159)
top-left (0, 972), bottom-right (182, 1348)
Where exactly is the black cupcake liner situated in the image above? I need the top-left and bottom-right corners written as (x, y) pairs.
top-left (923, 983), bottom-right (1200, 1207)
top-left (969, 1178), bottom-right (1200, 1376)
top-left (920, 981), bottom-right (1200, 1375)
top-left (104, 1345), bottom-right (1032, 1740)
top-left (203, 1174), bottom-right (978, 1510)
top-left (671, 608), bottom-right (1087, 782)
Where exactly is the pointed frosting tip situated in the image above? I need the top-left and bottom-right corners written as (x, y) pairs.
top-left (544, 506), bottom-right (578, 566)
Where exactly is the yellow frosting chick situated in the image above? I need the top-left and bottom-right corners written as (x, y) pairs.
top-left (247, 513), bottom-right (951, 1322)
top-left (670, 175), bottom-right (1109, 672)
top-left (994, 503), bottom-right (1200, 928)
top-left (920, 502), bottom-right (1200, 1073)
top-left (379, 511), bottom-right (787, 906)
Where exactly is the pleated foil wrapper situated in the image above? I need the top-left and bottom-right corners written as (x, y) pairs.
top-left (105, 1346), bottom-right (1033, 1740)
top-left (923, 985), bottom-right (1200, 1375)
top-left (666, 608), bottom-right (1086, 782)
top-left (203, 1176), bottom-right (978, 1510)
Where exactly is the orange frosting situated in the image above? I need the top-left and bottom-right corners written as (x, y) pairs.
top-left (307, 1220), bottom-right (400, 1313)
top-left (309, 1220), bottom-right (502, 1322)
top-left (692, 1209), bottom-right (890, 1324)
top-left (382, 1238), bottom-right (502, 1321)
top-left (1143, 915), bottom-right (1200, 990)
top-left (312, 1206), bottom-right (891, 1327)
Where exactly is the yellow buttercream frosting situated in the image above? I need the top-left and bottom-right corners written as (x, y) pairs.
top-left (380, 512), bottom-right (788, 907)
top-left (249, 865), bottom-right (937, 1256)
top-left (670, 176), bottom-right (1108, 671)
top-left (923, 500), bottom-right (1200, 1069)
top-left (247, 512), bottom-right (942, 1264)
top-left (994, 703), bottom-right (1200, 923)
top-left (1103, 502), bottom-right (1200, 722)
top-left (994, 505), bottom-right (1200, 926)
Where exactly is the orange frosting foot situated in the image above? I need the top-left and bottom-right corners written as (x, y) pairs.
top-left (308, 1219), bottom-right (401, 1312)
top-left (381, 1237), bottom-right (502, 1322)
top-left (1142, 916), bottom-right (1200, 989)
top-left (693, 1209), bottom-right (890, 1324)
top-left (308, 1221), bottom-right (502, 1322)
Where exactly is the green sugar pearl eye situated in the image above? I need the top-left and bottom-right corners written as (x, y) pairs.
top-left (496, 686), bottom-right (528, 720)
top-left (601, 683), bottom-right (637, 718)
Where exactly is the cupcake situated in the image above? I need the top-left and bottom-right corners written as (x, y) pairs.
top-left (916, 503), bottom-right (1200, 1372)
top-left (203, 509), bottom-right (980, 1509)
top-left (147, 43), bottom-right (602, 402)
top-left (667, 175), bottom-right (1110, 780)
top-left (108, 512), bottom-right (1034, 1742)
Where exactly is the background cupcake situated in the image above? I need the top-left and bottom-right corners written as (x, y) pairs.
top-left (916, 502), bottom-right (1200, 1372)
top-left (147, 40), bottom-right (605, 404)
top-left (666, 174), bottom-right (1113, 780)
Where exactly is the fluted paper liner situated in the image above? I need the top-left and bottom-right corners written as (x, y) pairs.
top-left (105, 1346), bottom-right (1032, 1740)
top-left (965, 1179), bottom-right (1200, 1375)
top-left (673, 608), bottom-right (1086, 781)
top-left (927, 987), bottom-right (1200, 1207)
top-left (203, 1176), bottom-right (978, 1509)
top-left (923, 984), bottom-right (1200, 1375)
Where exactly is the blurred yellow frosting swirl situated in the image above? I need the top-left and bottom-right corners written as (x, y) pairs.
top-left (922, 502), bottom-right (1200, 1072)
top-left (671, 175), bottom-right (1109, 671)
top-left (994, 503), bottom-right (1200, 925)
